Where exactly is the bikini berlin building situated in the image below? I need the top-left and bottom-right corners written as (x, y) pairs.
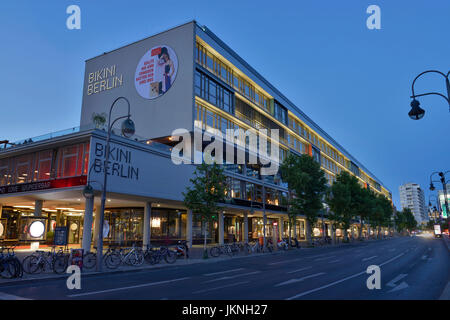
top-left (0, 21), bottom-right (392, 249)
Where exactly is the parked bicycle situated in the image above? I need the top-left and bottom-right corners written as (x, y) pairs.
top-left (104, 244), bottom-right (145, 269)
top-left (0, 245), bottom-right (23, 279)
top-left (144, 245), bottom-right (177, 265)
top-left (22, 246), bottom-right (68, 274)
top-left (209, 244), bottom-right (234, 257)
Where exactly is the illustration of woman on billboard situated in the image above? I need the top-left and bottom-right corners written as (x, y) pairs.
top-left (158, 46), bottom-right (175, 92)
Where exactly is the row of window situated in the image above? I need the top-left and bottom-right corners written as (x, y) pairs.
top-left (194, 70), bottom-right (233, 114)
top-left (225, 176), bottom-right (288, 206)
top-left (194, 101), bottom-right (289, 164)
top-left (0, 142), bottom-right (90, 186)
top-left (196, 41), bottom-right (271, 115)
top-left (195, 40), bottom-right (386, 198)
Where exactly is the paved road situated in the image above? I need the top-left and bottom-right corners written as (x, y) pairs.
top-left (0, 236), bottom-right (448, 300)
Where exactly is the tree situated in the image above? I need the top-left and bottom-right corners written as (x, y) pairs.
top-left (183, 162), bottom-right (226, 258)
top-left (355, 187), bottom-right (376, 239)
top-left (403, 208), bottom-right (418, 232)
top-left (326, 171), bottom-right (360, 242)
top-left (280, 153), bottom-right (327, 245)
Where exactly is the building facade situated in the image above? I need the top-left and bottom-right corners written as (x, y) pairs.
top-left (0, 21), bottom-right (391, 248)
top-left (399, 183), bottom-right (428, 224)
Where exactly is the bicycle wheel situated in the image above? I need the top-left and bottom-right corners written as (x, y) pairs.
top-left (10, 257), bottom-right (23, 278)
top-left (164, 249), bottom-right (177, 264)
top-left (105, 252), bottom-right (121, 269)
top-left (127, 251), bottom-right (144, 266)
top-left (83, 252), bottom-right (97, 269)
top-left (53, 255), bottom-right (68, 274)
top-left (225, 246), bottom-right (233, 257)
top-left (0, 260), bottom-right (15, 279)
top-left (209, 246), bottom-right (220, 257)
top-left (22, 255), bottom-right (42, 274)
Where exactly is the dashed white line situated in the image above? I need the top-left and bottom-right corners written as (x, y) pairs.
top-left (286, 266), bottom-right (313, 274)
top-left (329, 259), bottom-right (341, 263)
top-left (203, 268), bottom-right (244, 276)
top-left (192, 281), bottom-right (249, 294)
top-left (362, 255), bottom-right (377, 261)
top-left (314, 255), bottom-right (336, 261)
top-left (286, 252), bottom-right (405, 300)
top-left (202, 271), bottom-right (261, 284)
top-left (268, 258), bottom-right (301, 265)
top-left (275, 272), bottom-right (325, 287)
top-left (67, 277), bottom-right (190, 297)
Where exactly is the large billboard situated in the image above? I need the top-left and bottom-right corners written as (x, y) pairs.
top-left (80, 22), bottom-right (194, 140)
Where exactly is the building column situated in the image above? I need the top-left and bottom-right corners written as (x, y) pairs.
top-left (278, 217), bottom-right (284, 240)
top-left (218, 212), bottom-right (224, 245)
top-left (93, 205), bottom-right (102, 246)
top-left (82, 196), bottom-right (94, 251)
top-left (0, 204), bottom-right (3, 218)
top-left (143, 202), bottom-right (152, 249)
top-left (243, 212), bottom-right (249, 243)
top-left (34, 200), bottom-right (43, 217)
top-left (186, 210), bottom-right (193, 247)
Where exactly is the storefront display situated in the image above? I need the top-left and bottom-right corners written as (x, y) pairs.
top-left (18, 217), bottom-right (47, 241)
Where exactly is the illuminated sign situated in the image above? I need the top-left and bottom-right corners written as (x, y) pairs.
top-left (135, 45), bottom-right (178, 99)
top-left (0, 222), bottom-right (4, 237)
top-left (87, 65), bottom-right (123, 96)
top-left (29, 221), bottom-right (45, 238)
top-left (0, 176), bottom-right (87, 195)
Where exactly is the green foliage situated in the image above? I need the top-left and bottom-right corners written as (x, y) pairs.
top-left (182, 162), bottom-right (226, 224)
top-left (395, 208), bottom-right (417, 233)
top-left (280, 153), bottom-right (327, 229)
top-left (326, 171), bottom-right (360, 234)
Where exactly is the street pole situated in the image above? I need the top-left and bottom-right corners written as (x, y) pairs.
top-left (96, 97), bottom-right (134, 272)
top-left (262, 179), bottom-right (266, 251)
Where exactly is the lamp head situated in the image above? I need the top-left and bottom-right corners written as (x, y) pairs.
top-left (408, 99), bottom-right (425, 120)
top-left (429, 183), bottom-right (435, 191)
top-left (121, 117), bottom-right (135, 138)
top-left (83, 184), bottom-right (95, 199)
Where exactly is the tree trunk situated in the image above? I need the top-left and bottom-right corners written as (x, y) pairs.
top-left (343, 228), bottom-right (348, 242)
top-left (203, 220), bottom-right (208, 257)
top-left (359, 217), bottom-right (363, 239)
top-left (331, 224), bottom-right (336, 245)
top-left (305, 220), bottom-right (312, 245)
top-left (288, 218), bottom-right (292, 249)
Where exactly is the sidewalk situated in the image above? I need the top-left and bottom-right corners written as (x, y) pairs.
top-left (0, 237), bottom-right (396, 287)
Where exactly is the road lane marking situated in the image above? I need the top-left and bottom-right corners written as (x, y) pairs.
top-left (192, 281), bottom-right (249, 294)
top-left (203, 268), bottom-right (244, 276)
top-left (275, 272), bottom-right (325, 287)
top-left (387, 274), bottom-right (407, 287)
top-left (0, 292), bottom-right (30, 300)
top-left (314, 255), bottom-right (336, 261)
top-left (287, 266), bottom-right (313, 274)
top-left (202, 271), bottom-right (261, 284)
top-left (329, 259), bottom-right (341, 263)
top-left (67, 277), bottom-right (190, 297)
top-left (286, 252), bottom-right (405, 300)
top-left (362, 256), bottom-right (377, 261)
top-left (268, 258), bottom-right (301, 265)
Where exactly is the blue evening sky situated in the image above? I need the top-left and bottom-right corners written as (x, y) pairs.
top-left (0, 0), bottom-right (449, 209)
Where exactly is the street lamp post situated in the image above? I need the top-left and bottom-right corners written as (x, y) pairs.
top-left (407, 70), bottom-right (450, 120)
top-left (429, 171), bottom-right (450, 231)
top-left (96, 97), bottom-right (135, 272)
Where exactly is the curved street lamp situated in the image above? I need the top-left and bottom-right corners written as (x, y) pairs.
top-left (429, 171), bottom-right (449, 225)
top-left (96, 97), bottom-right (135, 271)
top-left (408, 70), bottom-right (450, 120)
